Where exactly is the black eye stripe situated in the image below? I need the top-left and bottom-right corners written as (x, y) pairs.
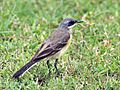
top-left (68, 21), bottom-right (75, 26)
top-left (70, 21), bottom-right (75, 24)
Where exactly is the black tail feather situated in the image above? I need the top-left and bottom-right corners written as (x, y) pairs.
top-left (12, 61), bottom-right (36, 79)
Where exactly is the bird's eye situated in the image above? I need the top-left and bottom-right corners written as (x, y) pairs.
top-left (68, 21), bottom-right (75, 26)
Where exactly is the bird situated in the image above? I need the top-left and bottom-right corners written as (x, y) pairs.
top-left (12, 18), bottom-right (84, 79)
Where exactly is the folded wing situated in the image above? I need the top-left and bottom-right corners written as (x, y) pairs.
top-left (32, 33), bottom-right (70, 62)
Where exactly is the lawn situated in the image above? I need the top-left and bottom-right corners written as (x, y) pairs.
top-left (0, 0), bottom-right (120, 90)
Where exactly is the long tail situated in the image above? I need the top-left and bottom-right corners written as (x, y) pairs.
top-left (12, 42), bottom-right (55, 79)
top-left (12, 61), bottom-right (36, 79)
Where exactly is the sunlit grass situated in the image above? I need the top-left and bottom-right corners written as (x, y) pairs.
top-left (0, 0), bottom-right (120, 90)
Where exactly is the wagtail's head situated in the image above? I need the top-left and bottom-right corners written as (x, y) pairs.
top-left (59, 18), bottom-right (84, 29)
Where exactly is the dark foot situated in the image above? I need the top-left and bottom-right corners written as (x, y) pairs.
top-left (54, 59), bottom-right (63, 78)
top-left (54, 59), bottom-right (58, 73)
top-left (54, 59), bottom-right (58, 72)
top-left (46, 60), bottom-right (51, 76)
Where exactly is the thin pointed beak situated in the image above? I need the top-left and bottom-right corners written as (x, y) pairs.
top-left (76, 20), bottom-right (84, 23)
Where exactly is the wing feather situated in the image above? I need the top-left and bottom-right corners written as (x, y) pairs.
top-left (32, 33), bottom-right (70, 62)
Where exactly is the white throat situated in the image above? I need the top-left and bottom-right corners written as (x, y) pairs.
top-left (68, 24), bottom-right (76, 29)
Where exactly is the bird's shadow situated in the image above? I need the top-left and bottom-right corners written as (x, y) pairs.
top-left (13, 72), bottom-right (62, 87)
top-left (35, 71), bottom-right (63, 85)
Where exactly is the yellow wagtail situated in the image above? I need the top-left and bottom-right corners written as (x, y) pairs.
top-left (12, 18), bottom-right (84, 79)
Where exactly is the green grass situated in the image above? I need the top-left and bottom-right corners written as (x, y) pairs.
top-left (0, 0), bottom-right (120, 90)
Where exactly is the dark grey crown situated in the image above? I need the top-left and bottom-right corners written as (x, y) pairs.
top-left (59, 18), bottom-right (83, 28)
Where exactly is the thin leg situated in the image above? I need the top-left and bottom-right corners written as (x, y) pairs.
top-left (54, 59), bottom-right (58, 72)
top-left (47, 60), bottom-right (51, 75)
